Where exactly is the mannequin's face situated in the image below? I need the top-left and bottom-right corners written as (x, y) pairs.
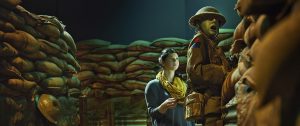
top-left (162, 53), bottom-right (179, 71)
top-left (199, 17), bottom-right (220, 37)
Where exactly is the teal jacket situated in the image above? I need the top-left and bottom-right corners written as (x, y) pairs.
top-left (144, 79), bottom-right (195, 126)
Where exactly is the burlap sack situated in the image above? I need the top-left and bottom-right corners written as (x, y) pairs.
top-left (172, 46), bottom-right (188, 56)
top-left (97, 73), bottom-right (126, 82)
top-left (244, 23), bottom-right (257, 48)
top-left (217, 29), bottom-right (234, 42)
top-left (115, 51), bottom-right (140, 61)
top-left (79, 62), bottom-right (98, 71)
top-left (4, 30), bottom-right (40, 53)
top-left (61, 31), bottom-right (76, 53)
top-left (78, 54), bottom-right (116, 62)
top-left (126, 70), bottom-right (144, 78)
top-left (18, 24), bottom-right (45, 39)
top-left (0, 7), bottom-right (25, 27)
top-left (39, 39), bottom-right (65, 55)
top-left (98, 61), bottom-right (119, 72)
top-left (22, 51), bottom-right (47, 60)
top-left (77, 39), bottom-right (111, 50)
top-left (138, 52), bottom-right (160, 61)
top-left (68, 88), bottom-right (81, 98)
top-left (128, 40), bottom-right (160, 52)
top-left (46, 56), bottom-right (67, 71)
top-left (125, 60), bottom-right (157, 73)
top-left (217, 37), bottom-right (233, 52)
top-left (119, 57), bottom-right (137, 71)
top-left (136, 74), bottom-right (155, 82)
top-left (0, 0), bottom-right (21, 9)
top-left (91, 82), bottom-right (104, 89)
top-left (121, 80), bottom-right (147, 90)
top-left (66, 76), bottom-right (80, 88)
top-left (7, 78), bottom-right (37, 92)
top-left (0, 42), bottom-right (18, 57)
top-left (0, 19), bottom-right (15, 32)
top-left (105, 88), bottom-right (131, 96)
top-left (65, 64), bottom-right (77, 75)
top-left (94, 66), bottom-right (111, 75)
top-left (11, 57), bottom-right (34, 72)
top-left (35, 22), bottom-right (60, 41)
top-left (39, 15), bottom-right (65, 33)
top-left (23, 72), bottom-right (48, 82)
top-left (221, 70), bottom-right (236, 105)
top-left (0, 60), bottom-right (22, 78)
top-left (41, 77), bottom-right (65, 88)
top-left (54, 38), bottom-right (69, 53)
top-left (75, 71), bottom-right (95, 81)
top-left (91, 44), bottom-right (127, 54)
top-left (15, 5), bottom-right (40, 26)
top-left (57, 53), bottom-right (80, 71)
top-left (0, 83), bottom-right (22, 97)
top-left (76, 50), bottom-right (90, 57)
top-left (151, 37), bottom-right (189, 47)
top-left (35, 61), bottom-right (63, 76)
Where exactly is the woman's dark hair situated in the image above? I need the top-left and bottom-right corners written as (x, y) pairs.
top-left (157, 48), bottom-right (184, 79)
top-left (158, 48), bottom-right (177, 66)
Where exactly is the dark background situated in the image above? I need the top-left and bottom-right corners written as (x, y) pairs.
top-left (20, 0), bottom-right (240, 44)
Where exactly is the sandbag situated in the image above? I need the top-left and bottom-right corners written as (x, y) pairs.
top-left (23, 72), bottom-right (48, 82)
top-left (97, 73), bottom-right (126, 82)
top-left (0, 7), bottom-right (25, 27)
top-left (244, 23), bottom-right (257, 48)
top-left (11, 57), bottom-right (34, 72)
top-left (75, 71), bottom-right (95, 81)
top-left (57, 53), bottom-right (80, 71)
top-left (126, 70), bottom-right (144, 78)
top-left (104, 88), bottom-right (131, 96)
top-left (18, 24), bottom-right (45, 39)
top-left (39, 15), bottom-right (65, 33)
top-left (91, 44), bottom-right (127, 54)
top-left (128, 40), bottom-right (160, 52)
top-left (0, 19), bottom-right (15, 32)
top-left (61, 31), bottom-right (76, 53)
top-left (35, 61), bottom-right (63, 77)
top-left (79, 63), bottom-right (98, 71)
top-left (66, 76), bottom-right (80, 88)
top-left (138, 52), bottom-right (160, 61)
top-left (15, 5), bottom-right (41, 27)
top-left (0, 60), bottom-right (22, 78)
top-left (94, 66), bottom-right (111, 75)
top-left (136, 74), bottom-right (155, 82)
top-left (0, 83), bottom-right (22, 97)
top-left (46, 56), bottom-right (67, 71)
top-left (77, 39), bottom-right (111, 50)
top-left (65, 64), bottom-right (77, 75)
top-left (39, 39), bottom-right (65, 55)
top-left (98, 61), bottom-right (119, 72)
top-left (3, 30), bottom-right (40, 53)
top-left (78, 54), bottom-right (116, 62)
top-left (172, 46), bottom-right (188, 56)
top-left (7, 78), bottom-right (37, 92)
top-left (76, 50), bottom-right (90, 57)
top-left (0, 0), bottom-right (21, 9)
top-left (217, 37), bottom-right (233, 52)
top-left (54, 38), bottom-right (69, 53)
top-left (0, 42), bottom-right (18, 57)
top-left (41, 77), bottom-right (66, 88)
top-left (35, 21), bottom-right (61, 41)
top-left (115, 51), bottom-right (140, 61)
top-left (68, 88), bottom-right (81, 98)
top-left (119, 57), bottom-right (137, 72)
top-left (121, 80), bottom-right (147, 90)
top-left (125, 60), bottom-right (157, 73)
top-left (21, 51), bottom-right (47, 61)
top-left (151, 37), bottom-right (189, 47)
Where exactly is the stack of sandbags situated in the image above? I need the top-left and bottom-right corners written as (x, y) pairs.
top-left (0, 1), bottom-right (80, 125)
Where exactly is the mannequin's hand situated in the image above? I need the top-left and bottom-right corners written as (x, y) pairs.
top-left (158, 98), bottom-right (177, 114)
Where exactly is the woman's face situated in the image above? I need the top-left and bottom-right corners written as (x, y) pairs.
top-left (162, 53), bottom-right (179, 71)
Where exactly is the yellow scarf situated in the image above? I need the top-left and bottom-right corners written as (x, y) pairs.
top-left (156, 71), bottom-right (187, 103)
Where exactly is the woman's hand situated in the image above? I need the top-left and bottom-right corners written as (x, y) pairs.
top-left (158, 98), bottom-right (177, 114)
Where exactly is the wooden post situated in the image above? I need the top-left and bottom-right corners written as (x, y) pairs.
top-left (79, 95), bottom-right (88, 126)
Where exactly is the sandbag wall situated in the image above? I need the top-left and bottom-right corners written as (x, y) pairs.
top-left (76, 38), bottom-right (190, 98)
top-left (76, 29), bottom-right (233, 123)
top-left (0, 1), bottom-right (80, 126)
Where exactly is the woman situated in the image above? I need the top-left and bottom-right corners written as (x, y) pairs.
top-left (144, 48), bottom-right (194, 126)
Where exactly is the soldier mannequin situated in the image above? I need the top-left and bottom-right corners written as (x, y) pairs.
top-left (186, 6), bottom-right (231, 126)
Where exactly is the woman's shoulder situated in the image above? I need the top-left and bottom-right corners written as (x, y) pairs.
top-left (145, 79), bottom-right (160, 90)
